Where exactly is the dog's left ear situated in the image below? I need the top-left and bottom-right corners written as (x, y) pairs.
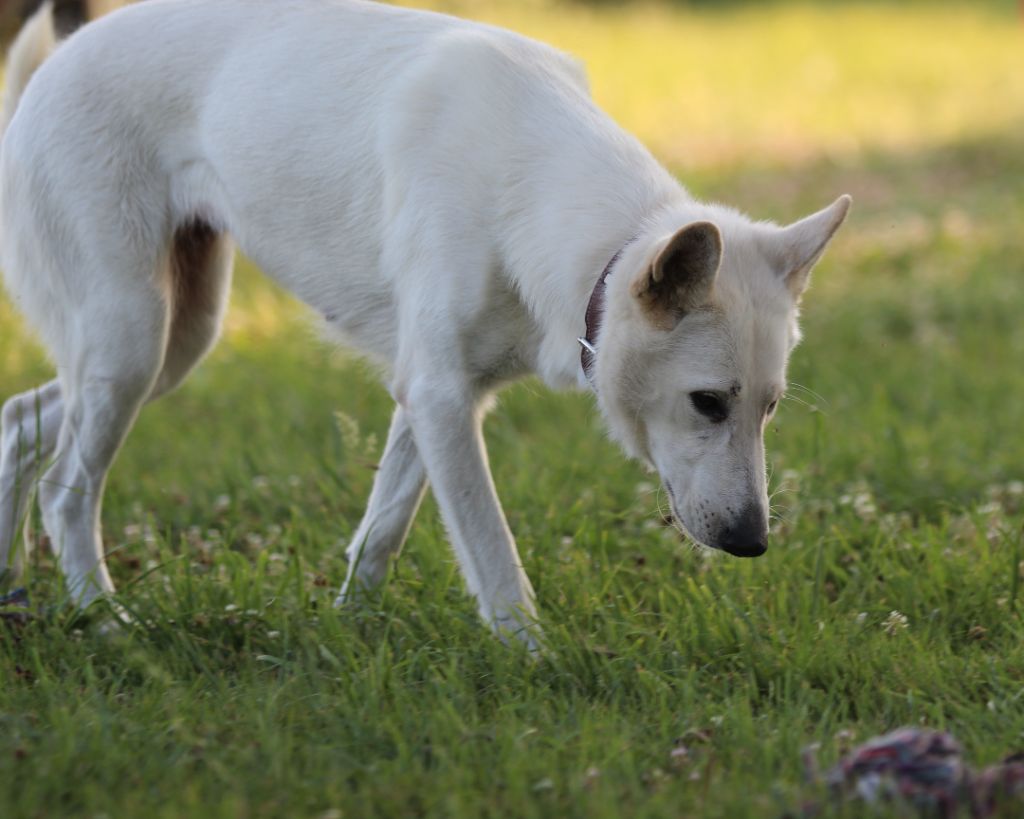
top-left (631, 221), bottom-right (722, 331)
top-left (768, 194), bottom-right (852, 300)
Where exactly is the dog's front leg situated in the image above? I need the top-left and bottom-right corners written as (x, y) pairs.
top-left (402, 375), bottom-right (539, 647)
top-left (335, 405), bottom-right (428, 605)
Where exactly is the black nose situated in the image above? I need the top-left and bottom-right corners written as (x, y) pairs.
top-left (718, 505), bottom-right (768, 558)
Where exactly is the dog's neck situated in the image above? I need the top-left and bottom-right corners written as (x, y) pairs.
top-left (488, 91), bottom-right (691, 388)
top-left (508, 190), bottom-right (688, 389)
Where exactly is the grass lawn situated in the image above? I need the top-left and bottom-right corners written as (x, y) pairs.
top-left (2, 1), bottom-right (1023, 817)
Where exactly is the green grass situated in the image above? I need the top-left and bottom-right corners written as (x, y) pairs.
top-left (2, 2), bottom-right (1024, 817)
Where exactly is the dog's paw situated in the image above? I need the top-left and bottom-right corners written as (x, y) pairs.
top-left (491, 611), bottom-right (545, 656)
top-left (64, 594), bottom-right (137, 635)
top-left (335, 560), bottom-right (390, 608)
top-left (334, 576), bottom-right (370, 608)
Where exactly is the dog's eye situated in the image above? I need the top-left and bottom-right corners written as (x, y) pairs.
top-left (690, 391), bottom-right (728, 422)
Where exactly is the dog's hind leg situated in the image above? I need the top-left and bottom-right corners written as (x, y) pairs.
top-left (37, 298), bottom-right (170, 606)
top-left (35, 221), bottom-right (233, 606)
top-left (0, 222), bottom-right (231, 600)
top-left (335, 405), bottom-right (428, 604)
top-left (0, 380), bottom-right (63, 583)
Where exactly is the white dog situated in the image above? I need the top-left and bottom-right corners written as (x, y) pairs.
top-left (0, 0), bottom-right (849, 643)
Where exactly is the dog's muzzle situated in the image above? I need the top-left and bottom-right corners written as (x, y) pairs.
top-left (663, 482), bottom-right (768, 557)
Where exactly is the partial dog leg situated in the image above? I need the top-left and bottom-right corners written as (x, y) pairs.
top-left (34, 220), bottom-right (232, 606)
top-left (38, 301), bottom-right (168, 607)
top-left (402, 373), bottom-right (538, 646)
top-left (0, 379), bottom-right (62, 581)
top-left (1, 224), bottom-right (230, 601)
top-left (335, 405), bottom-right (427, 604)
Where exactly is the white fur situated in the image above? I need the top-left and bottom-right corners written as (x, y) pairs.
top-left (0, 0), bottom-right (849, 643)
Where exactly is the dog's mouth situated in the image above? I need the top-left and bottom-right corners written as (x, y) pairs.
top-left (661, 479), bottom-right (712, 551)
top-left (661, 481), bottom-right (767, 558)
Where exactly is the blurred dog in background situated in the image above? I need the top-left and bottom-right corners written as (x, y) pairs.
top-left (0, 0), bottom-right (119, 45)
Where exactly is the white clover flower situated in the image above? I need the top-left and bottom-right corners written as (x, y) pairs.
top-left (882, 610), bottom-right (909, 635)
top-left (852, 492), bottom-right (876, 522)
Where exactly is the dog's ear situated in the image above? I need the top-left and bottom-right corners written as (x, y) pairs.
top-left (630, 221), bottom-right (722, 331)
top-left (768, 195), bottom-right (851, 300)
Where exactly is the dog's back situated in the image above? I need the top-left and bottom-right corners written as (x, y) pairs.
top-left (2, 0), bottom-right (638, 360)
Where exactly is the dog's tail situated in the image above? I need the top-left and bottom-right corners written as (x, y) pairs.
top-left (1, 2), bottom-right (58, 142)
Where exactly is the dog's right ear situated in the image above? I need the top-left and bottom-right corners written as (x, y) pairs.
top-left (630, 221), bottom-right (722, 331)
top-left (769, 195), bottom-right (852, 301)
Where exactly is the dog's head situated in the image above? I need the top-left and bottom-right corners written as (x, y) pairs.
top-left (594, 195), bottom-right (850, 556)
